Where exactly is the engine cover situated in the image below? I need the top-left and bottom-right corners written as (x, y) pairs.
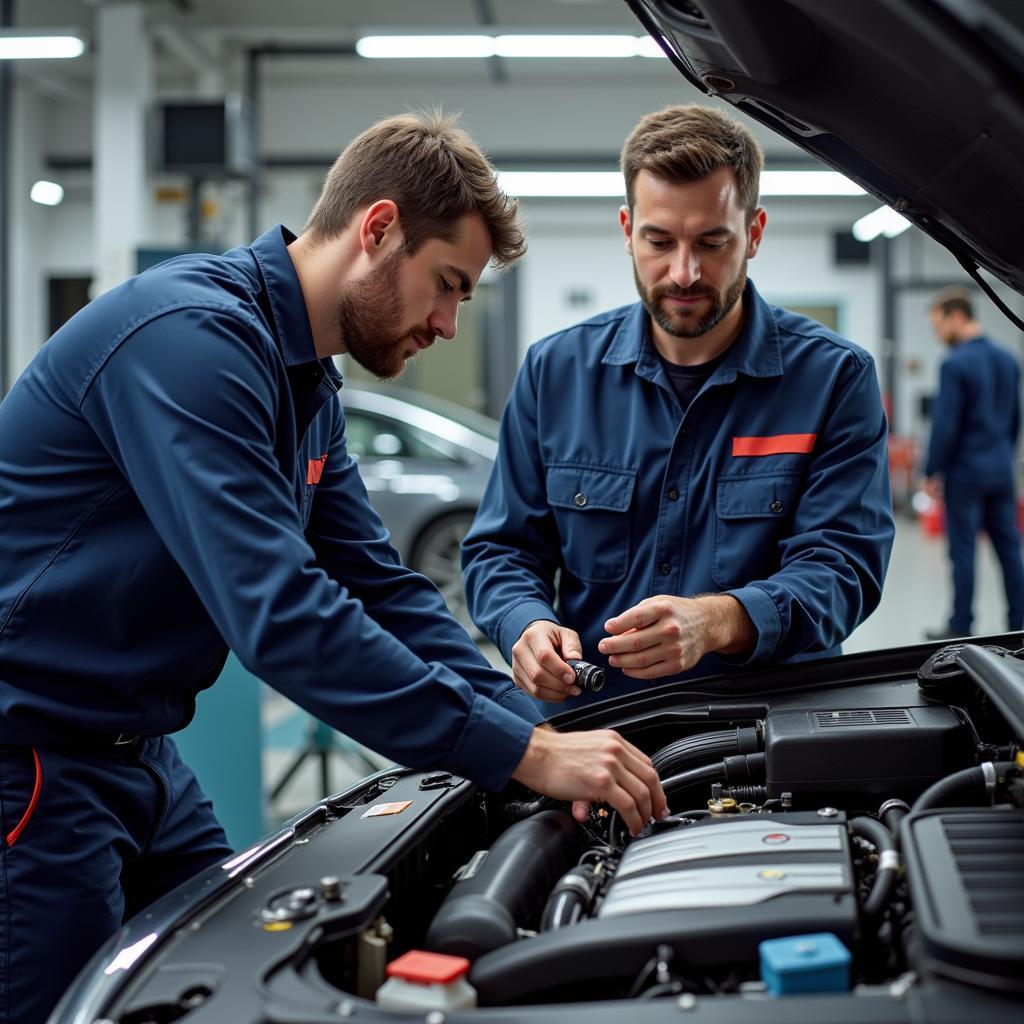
top-left (598, 813), bottom-right (854, 924)
top-left (598, 815), bottom-right (851, 921)
top-left (470, 812), bottom-right (857, 1005)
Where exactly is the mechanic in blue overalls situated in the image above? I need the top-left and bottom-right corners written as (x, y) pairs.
top-left (463, 104), bottom-right (896, 714)
top-left (0, 112), bottom-right (666, 1024)
top-left (922, 288), bottom-right (1024, 639)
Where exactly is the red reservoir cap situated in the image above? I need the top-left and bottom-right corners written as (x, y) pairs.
top-left (386, 950), bottom-right (471, 985)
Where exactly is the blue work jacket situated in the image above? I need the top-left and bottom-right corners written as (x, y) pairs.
top-left (463, 282), bottom-right (895, 711)
top-left (0, 226), bottom-right (540, 791)
top-left (924, 334), bottom-right (1020, 489)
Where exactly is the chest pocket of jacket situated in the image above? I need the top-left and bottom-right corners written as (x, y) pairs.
top-left (546, 465), bottom-right (636, 583)
top-left (712, 473), bottom-right (801, 589)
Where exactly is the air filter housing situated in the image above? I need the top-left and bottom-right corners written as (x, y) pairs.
top-left (764, 706), bottom-right (973, 798)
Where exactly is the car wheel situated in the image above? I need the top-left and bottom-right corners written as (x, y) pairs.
top-left (410, 511), bottom-right (479, 636)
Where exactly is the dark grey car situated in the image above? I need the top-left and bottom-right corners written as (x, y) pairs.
top-left (340, 383), bottom-right (498, 632)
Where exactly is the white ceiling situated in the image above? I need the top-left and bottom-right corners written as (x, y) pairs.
top-left (12, 0), bottom-right (809, 163)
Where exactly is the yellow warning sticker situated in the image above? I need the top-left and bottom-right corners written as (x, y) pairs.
top-left (362, 800), bottom-right (413, 818)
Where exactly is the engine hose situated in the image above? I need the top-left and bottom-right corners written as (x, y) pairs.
top-left (878, 798), bottom-right (910, 845)
top-left (503, 795), bottom-right (559, 823)
top-left (425, 810), bottom-right (581, 959)
top-left (662, 761), bottom-right (729, 795)
top-left (911, 761), bottom-right (1018, 813)
top-left (650, 726), bottom-right (760, 778)
top-left (724, 785), bottom-right (768, 803)
top-left (849, 816), bottom-right (899, 922)
top-left (540, 863), bottom-right (599, 931)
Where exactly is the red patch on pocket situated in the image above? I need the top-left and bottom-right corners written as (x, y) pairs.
top-left (307, 454), bottom-right (328, 484)
top-left (732, 434), bottom-right (816, 457)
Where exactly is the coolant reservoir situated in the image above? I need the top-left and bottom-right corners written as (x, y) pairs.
top-left (376, 950), bottom-right (478, 1010)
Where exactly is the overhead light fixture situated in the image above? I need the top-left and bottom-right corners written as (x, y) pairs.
top-left (760, 171), bottom-right (865, 196)
top-left (0, 29), bottom-right (85, 60)
top-left (496, 169), bottom-right (866, 199)
top-left (30, 180), bottom-right (64, 206)
top-left (356, 34), bottom-right (667, 59)
top-left (852, 205), bottom-right (912, 242)
top-left (497, 171), bottom-right (624, 198)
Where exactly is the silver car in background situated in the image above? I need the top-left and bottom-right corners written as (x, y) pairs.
top-left (339, 383), bottom-right (498, 632)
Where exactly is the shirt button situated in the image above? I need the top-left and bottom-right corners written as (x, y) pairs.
top-left (770, 500), bottom-right (784, 513)
top-left (681, 426), bottom-right (692, 436)
top-left (660, 563), bottom-right (671, 575)
top-left (574, 492), bottom-right (587, 507)
top-left (668, 488), bottom-right (679, 501)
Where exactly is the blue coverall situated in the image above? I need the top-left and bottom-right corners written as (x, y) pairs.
top-left (463, 282), bottom-right (895, 714)
top-left (0, 226), bottom-right (541, 1024)
top-left (924, 333), bottom-right (1024, 634)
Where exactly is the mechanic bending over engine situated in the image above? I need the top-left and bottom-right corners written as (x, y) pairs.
top-left (462, 104), bottom-right (896, 713)
top-left (0, 111), bottom-right (666, 1024)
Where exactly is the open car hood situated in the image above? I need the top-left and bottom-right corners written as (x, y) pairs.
top-left (625, 0), bottom-right (1024, 295)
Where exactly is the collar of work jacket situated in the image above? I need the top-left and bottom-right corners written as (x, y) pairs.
top-left (601, 279), bottom-right (784, 388)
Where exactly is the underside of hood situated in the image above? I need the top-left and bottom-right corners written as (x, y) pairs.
top-left (626, 0), bottom-right (1024, 296)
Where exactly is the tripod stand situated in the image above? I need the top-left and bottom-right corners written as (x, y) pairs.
top-left (268, 717), bottom-right (382, 803)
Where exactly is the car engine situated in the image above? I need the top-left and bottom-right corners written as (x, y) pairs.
top-left (62, 642), bottom-right (1024, 1023)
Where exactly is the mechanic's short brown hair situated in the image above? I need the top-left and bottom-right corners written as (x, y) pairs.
top-left (305, 109), bottom-right (525, 268)
top-left (930, 287), bottom-right (974, 321)
top-left (621, 104), bottom-right (764, 220)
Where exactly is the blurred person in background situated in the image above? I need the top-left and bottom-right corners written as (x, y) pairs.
top-left (922, 288), bottom-right (1024, 640)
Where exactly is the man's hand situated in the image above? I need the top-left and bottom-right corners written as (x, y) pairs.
top-left (512, 619), bottom-right (584, 703)
top-left (598, 594), bottom-right (755, 679)
top-left (512, 726), bottom-right (668, 836)
top-left (922, 475), bottom-right (943, 501)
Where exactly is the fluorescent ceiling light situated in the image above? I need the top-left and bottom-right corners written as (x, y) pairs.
top-left (357, 34), bottom-right (667, 59)
top-left (852, 205), bottom-right (912, 242)
top-left (30, 180), bottom-right (64, 206)
top-left (498, 171), bottom-right (624, 198)
top-left (495, 35), bottom-right (640, 58)
top-left (0, 30), bottom-right (85, 60)
top-left (356, 35), bottom-right (493, 59)
top-left (497, 169), bottom-right (867, 199)
top-left (760, 171), bottom-right (865, 196)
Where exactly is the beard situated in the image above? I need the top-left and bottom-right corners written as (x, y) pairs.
top-left (634, 258), bottom-right (747, 339)
top-left (336, 248), bottom-right (423, 380)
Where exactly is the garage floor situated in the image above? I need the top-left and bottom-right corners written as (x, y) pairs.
top-left (262, 512), bottom-right (1020, 823)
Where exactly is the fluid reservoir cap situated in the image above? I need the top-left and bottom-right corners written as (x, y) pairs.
top-left (387, 950), bottom-right (471, 986)
top-left (759, 933), bottom-right (851, 995)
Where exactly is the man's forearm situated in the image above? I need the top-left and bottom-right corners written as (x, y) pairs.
top-left (698, 594), bottom-right (757, 656)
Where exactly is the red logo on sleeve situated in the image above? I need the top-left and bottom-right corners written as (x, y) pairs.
top-left (307, 454), bottom-right (328, 484)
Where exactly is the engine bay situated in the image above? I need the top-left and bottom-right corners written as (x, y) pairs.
top-left (57, 640), bottom-right (1024, 1023)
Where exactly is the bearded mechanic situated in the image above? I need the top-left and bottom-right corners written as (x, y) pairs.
top-left (462, 104), bottom-right (896, 713)
top-left (0, 111), bottom-right (666, 1024)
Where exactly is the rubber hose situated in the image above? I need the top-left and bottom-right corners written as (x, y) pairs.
top-left (849, 815), bottom-right (899, 921)
top-left (878, 798), bottom-right (909, 841)
top-left (425, 810), bottom-right (581, 959)
top-left (650, 726), bottom-right (759, 778)
top-left (911, 761), bottom-right (1017, 813)
top-left (540, 864), bottom-right (599, 931)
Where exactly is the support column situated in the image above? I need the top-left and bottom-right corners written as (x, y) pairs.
top-left (93, 3), bottom-right (152, 296)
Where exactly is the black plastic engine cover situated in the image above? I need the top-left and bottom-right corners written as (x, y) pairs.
top-left (901, 807), bottom-right (1024, 991)
top-left (471, 812), bottom-right (857, 1005)
top-left (765, 706), bottom-right (972, 798)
